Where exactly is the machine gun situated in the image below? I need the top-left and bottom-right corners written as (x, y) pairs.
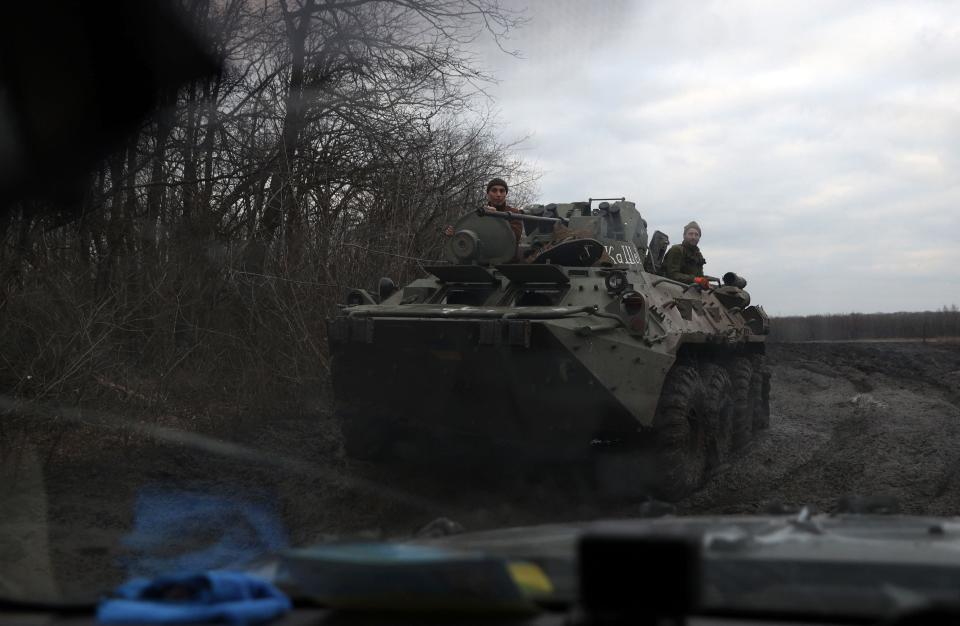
top-left (475, 206), bottom-right (570, 226)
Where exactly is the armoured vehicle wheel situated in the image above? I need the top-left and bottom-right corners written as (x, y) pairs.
top-left (751, 355), bottom-right (771, 430)
top-left (652, 364), bottom-right (708, 501)
top-left (702, 364), bottom-right (735, 467)
top-left (728, 357), bottom-right (754, 449)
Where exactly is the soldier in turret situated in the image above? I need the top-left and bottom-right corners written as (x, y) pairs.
top-left (662, 221), bottom-right (710, 288)
top-left (482, 178), bottom-right (522, 243)
top-left (444, 178), bottom-right (522, 243)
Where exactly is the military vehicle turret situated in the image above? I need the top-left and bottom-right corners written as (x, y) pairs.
top-left (327, 199), bottom-right (770, 500)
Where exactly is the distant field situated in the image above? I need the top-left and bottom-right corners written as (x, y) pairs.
top-left (776, 336), bottom-right (960, 344)
top-left (768, 310), bottom-right (960, 343)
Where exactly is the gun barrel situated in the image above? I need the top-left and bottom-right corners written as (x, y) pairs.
top-left (722, 272), bottom-right (747, 288)
top-left (476, 207), bottom-right (569, 226)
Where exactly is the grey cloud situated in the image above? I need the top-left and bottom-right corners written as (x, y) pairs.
top-left (475, 0), bottom-right (960, 314)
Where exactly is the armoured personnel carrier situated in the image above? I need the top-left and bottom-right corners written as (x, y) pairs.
top-left (327, 199), bottom-right (770, 500)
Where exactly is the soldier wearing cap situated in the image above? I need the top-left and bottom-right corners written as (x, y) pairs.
top-left (444, 178), bottom-right (522, 243)
top-left (482, 178), bottom-right (522, 243)
top-left (662, 221), bottom-right (710, 288)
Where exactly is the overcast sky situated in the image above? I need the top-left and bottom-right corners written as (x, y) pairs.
top-left (477, 0), bottom-right (960, 315)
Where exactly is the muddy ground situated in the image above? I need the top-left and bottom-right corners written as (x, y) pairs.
top-left (3, 340), bottom-right (960, 601)
top-left (681, 341), bottom-right (960, 516)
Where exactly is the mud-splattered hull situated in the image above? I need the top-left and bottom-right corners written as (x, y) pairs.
top-left (328, 316), bottom-right (640, 468)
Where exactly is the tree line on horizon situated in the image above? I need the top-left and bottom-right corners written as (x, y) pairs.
top-left (770, 306), bottom-right (960, 342)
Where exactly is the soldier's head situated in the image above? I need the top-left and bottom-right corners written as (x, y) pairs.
top-left (683, 221), bottom-right (701, 246)
top-left (486, 178), bottom-right (508, 207)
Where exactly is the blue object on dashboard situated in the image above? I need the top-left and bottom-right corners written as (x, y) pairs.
top-left (97, 570), bottom-right (291, 625)
top-left (121, 488), bottom-right (289, 578)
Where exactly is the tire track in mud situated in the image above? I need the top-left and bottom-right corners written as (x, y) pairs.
top-left (677, 342), bottom-right (960, 516)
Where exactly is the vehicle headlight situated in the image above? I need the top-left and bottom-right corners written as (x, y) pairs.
top-left (621, 291), bottom-right (646, 333)
top-left (604, 271), bottom-right (628, 293)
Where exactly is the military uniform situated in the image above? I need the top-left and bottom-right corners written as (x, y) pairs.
top-left (662, 242), bottom-right (705, 283)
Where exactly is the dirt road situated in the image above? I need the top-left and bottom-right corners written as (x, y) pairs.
top-left (4, 341), bottom-right (960, 601)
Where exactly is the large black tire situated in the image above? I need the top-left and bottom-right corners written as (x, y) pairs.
top-left (701, 363), bottom-right (735, 467)
top-left (652, 364), bottom-right (708, 501)
top-left (727, 357), bottom-right (754, 449)
top-left (751, 354), bottom-right (771, 430)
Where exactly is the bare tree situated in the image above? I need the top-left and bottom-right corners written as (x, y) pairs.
top-left (0, 0), bottom-right (535, 418)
